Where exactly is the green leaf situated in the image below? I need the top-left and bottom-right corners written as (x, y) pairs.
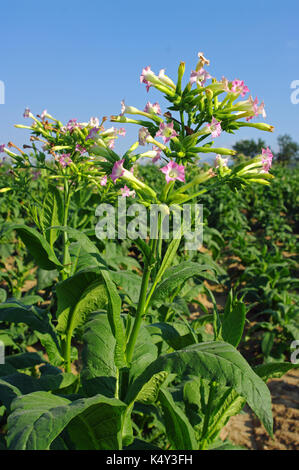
top-left (41, 184), bottom-right (64, 248)
top-left (151, 262), bottom-right (217, 304)
top-left (7, 391), bottom-right (126, 450)
top-left (6, 352), bottom-right (45, 369)
top-left (222, 299), bottom-right (246, 347)
top-left (81, 313), bottom-right (117, 398)
top-left (128, 325), bottom-right (158, 388)
top-left (0, 302), bottom-right (62, 365)
top-left (158, 387), bottom-right (197, 450)
top-left (110, 271), bottom-right (142, 304)
top-left (147, 322), bottom-right (196, 350)
top-left (56, 269), bottom-right (107, 335)
top-left (9, 225), bottom-right (62, 270)
top-left (0, 288), bottom-right (7, 303)
top-left (183, 378), bottom-right (245, 446)
top-left (153, 237), bottom-right (181, 286)
top-left (101, 270), bottom-right (127, 368)
top-left (125, 342), bottom-right (273, 436)
top-left (254, 362), bottom-right (299, 381)
top-left (0, 372), bottom-right (77, 409)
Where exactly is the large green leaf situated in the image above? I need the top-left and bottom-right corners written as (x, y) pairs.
top-left (101, 270), bottom-right (127, 368)
top-left (158, 387), bottom-right (197, 450)
top-left (147, 322), bottom-right (196, 350)
top-left (0, 302), bottom-right (62, 365)
top-left (9, 225), bottom-right (62, 270)
top-left (151, 262), bottom-right (217, 304)
top-left (81, 313), bottom-right (117, 397)
top-left (125, 341), bottom-right (273, 436)
top-left (41, 184), bottom-right (64, 248)
top-left (56, 269), bottom-right (107, 335)
top-left (128, 325), bottom-right (158, 388)
top-left (0, 371), bottom-right (77, 409)
top-left (7, 392), bottom-right (126, 450)
top-left (110, 271), bottom-right (142, 304)
top-left (6, 352), bottom-right (45, 370)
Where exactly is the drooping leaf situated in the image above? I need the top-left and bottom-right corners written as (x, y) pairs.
top-left (7, 391), bottom-right (126, 450)
top-left (56, 269), bottom-right (107, 335)
top-left (110, 271), bottom-right (142, 304)
top-left (9, 225), bottom-right (62, 270)
top-left (151, 262), bottom-right (218, 304)
top-left (101, 270), bottom-right (127, 368)
top-left (254, 362), bottom-right (299, 381)
top-left (0, 302), bottom-right (62, 365)
top-left (125, 341), bottom-right (273, 436)
top-left (81, 313), bottom-right (117, 398)
top-left (41, 185), bottom-right (64, 248)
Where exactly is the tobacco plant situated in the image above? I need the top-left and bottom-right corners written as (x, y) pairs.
top-left (0, 52), bottom-right (298, 451)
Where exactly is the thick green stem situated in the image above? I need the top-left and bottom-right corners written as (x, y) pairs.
top-left (126, 260), bottom-right (152, 363)
top-left (61, 177), bottom-right (71, 281)
top-left (180, 110), bottom-right (185, 137)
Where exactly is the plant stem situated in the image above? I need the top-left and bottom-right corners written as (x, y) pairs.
top-left (180, 110), bottom-right (185, 137)
top-left (61, 176), bottom-right (71, 281)
top-left (126, 259), bottom-right (152, 363)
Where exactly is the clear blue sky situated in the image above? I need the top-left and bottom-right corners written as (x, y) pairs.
top-left (0, 0), bottom-right (298, 160)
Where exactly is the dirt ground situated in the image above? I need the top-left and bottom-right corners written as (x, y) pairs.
top-left (220, 369), bottom-right (299, 450)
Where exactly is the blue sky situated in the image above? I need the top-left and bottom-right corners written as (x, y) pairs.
top-left (0, 0), bottom-right (298, 160)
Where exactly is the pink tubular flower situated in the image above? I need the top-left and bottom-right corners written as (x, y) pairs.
top-left (215, 154), bottom-right (229, 168)
top-left (0, 144), bottom-right (5, 153)
top-left (41, 109), bottom-right (47, 119)
top-left (108, 139), bottom-right (115, 149)
top-left (86, 127), bottom-right (100, 140)
top-left (261, 147), bottom-right (273, 173)
top-left (230, 79), bottom-right (250, 97)
top-left (189, 68), bottom-right (211, 87)
top-left (155, 121), bottom-right (177, 143)
top-left (246, 97), bottom-right (266, 121)
top-left (66, 119), bottom-right (81, 132)
top-left (120, 185), bottom-right (136, 198)
top-left (89, 117), bottom-right (100, 127)
top-left (118, 127), bottom-right (126, 137)
top-left (138, 127), bottom-right (150, 145)
top-left (158, 69), bottom-right (176, 89)
top-left (144, 101), bottom-right (162, 115)
top-left (140, 66), bottom-right (154, 92)
top-left (207, 117), bottom-right (222, 138)
top-left (75, 144), bottom-right (86, 154)
top-left (160, 161), bottom-right (185, 184)
top-left (152, 145), bottom-right (162, 163)
top-left (100, 175), bottom-right (108, 186)
top-left (110, 158), bottom-right (125, 183)
top-left (58, 153), bottom-right (72, 168)
top-left (23, 107), bottom-right (30, 118)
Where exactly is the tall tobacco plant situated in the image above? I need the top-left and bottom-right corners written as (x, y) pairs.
top-left (0, 51), bottom-right (297, 450)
